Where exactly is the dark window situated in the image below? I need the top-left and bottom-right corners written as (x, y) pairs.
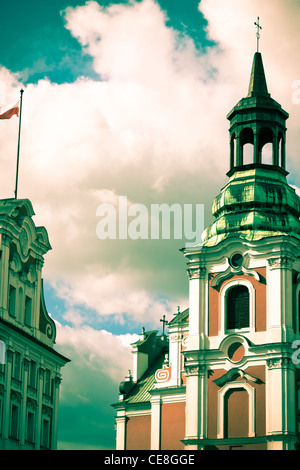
top-left (26, 411), bottom-right (35, 443)
top-left (226, 285), bottom-right (250, 330)
top-left (8, 286), bottom-right (16, 317)
top-left (24, 296), bottom-right (32, 326)
top-left (12, 352), bottom-right (21, 381)
top-left (10, 405), bottom-right (19, 440)
top-left (28, 361), bottom-right (37, 389)
top-left (42, 419), bottom-right (51, 448)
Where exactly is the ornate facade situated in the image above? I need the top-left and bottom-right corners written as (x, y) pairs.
top-left (0, 198), bottom-right (69, 450)
top-left (113, 50), bottom-right (300, 450)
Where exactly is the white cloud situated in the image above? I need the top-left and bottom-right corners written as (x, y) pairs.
top-left (54, 322), bottom-right (138, 449)
top-left (56, 322), bottom-right (137, 384)
top-left (1, 0), bottom-right (300, 330)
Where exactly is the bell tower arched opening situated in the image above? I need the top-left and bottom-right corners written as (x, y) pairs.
top-left (259, 127), bottom-right (273, 164)
top-left (239, 128), bottom-right (254, 166)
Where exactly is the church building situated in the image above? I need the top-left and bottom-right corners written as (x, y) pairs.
top-left (112, 49), bottom-right (300, 450)
top-left (0, 198), bottom-right (69, 449)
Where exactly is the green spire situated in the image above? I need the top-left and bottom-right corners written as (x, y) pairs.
top-left (247, 52), bottom-right (269, 97)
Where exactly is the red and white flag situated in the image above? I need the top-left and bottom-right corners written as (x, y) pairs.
top-left (0, 101), bottom-right (20, 119)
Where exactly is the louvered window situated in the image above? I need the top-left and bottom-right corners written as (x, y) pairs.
top-left (226, 285), bottom-right (250, 330)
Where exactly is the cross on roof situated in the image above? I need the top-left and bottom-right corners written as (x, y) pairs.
top-left (174, 306), bottom-right (180, 316)
top-left (160, 315), bottom-right (169, 336)
top-left (254, 17), bottom-right (262, 52)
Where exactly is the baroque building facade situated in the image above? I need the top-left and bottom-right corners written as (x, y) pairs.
top-left (0, 198), bottom-right (69, 450)
top-left (113, 51), bottom-right (300, 450)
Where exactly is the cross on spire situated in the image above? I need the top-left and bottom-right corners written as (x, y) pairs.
top-left (254, 17), bottom-right (262, 52)
top-left (160, 315), bottom-right (169, 336)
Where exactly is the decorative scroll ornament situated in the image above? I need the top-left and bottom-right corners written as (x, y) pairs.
top-left (211, 265), bottom-right (260, 289)
top-left (187, 266), bottom-right (206, 280)
top-left (268, 257), bottom-right (293, 271)
top-left (155, 364), bottom-right (171, 383)
top-left (213, 368), bottom-right (262, 387)
top-left (170, 333), bottom-right (183, 342)
top-left (267, 357), bottom-right (292, 369)
top-left (184, 364), bottom-right (206, 377)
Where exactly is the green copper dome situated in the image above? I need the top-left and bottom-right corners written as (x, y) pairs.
top-left (202, 166), bottom-right (300, 247)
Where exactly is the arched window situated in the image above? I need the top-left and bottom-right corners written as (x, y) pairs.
top-left (224, 388), bottom-right (249, 438)
top-left (9, 286), bottom-right (16, 317)
top-left (226, 285), bottom-right (250, 330)
top-left (217, 382), bottom-right (255, 439)
top-left (261, 142), bottom-right (273, 165)
top-left (239, 128), bottom-right (254, 166)
top-left (259, 127), bottom-right (273, 164)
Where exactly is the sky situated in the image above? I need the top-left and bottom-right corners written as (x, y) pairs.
top-left (1, 0), bottom-right (300, 450)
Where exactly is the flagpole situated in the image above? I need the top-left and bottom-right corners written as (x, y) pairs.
top-left (14, 88), bottom-right (24, 199)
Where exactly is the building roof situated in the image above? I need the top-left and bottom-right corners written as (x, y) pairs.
top-left (123, 350), bottom-right (166, 405)
top-left (168, 308), bottom-right (189, 327)
top-left (0, 198), bottom-right (35, 218)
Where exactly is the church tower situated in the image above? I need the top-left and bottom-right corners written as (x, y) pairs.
top-left (183, 50), bottom-right (300, 450)
top-left (113, 46), bottom-right (300, 451)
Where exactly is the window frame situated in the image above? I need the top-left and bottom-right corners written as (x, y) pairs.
top-left (217, 382), bottom-right (256, 439)
top-left (220, 279), bottom-right (255, 334)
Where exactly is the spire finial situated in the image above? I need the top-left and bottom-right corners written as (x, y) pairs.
top-left (254, 17), bottom-right (262, 52)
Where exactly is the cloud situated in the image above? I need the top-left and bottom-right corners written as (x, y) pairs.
top-left (1, 0), bottom-right (221, 327)
top-left (1, 0), bottom-right (300, 330)
top-left (1, 0), bottom-right (300, 327)
top-left (55, 322), bottom-right (138, 449)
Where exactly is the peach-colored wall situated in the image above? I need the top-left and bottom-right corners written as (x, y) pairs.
top-left (161, 402), bottom-right (185, 450)
top-left (126, 415), bottom-right (151, 450)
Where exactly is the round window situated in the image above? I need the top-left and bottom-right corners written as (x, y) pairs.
top-left (228, 342), bottom-right (245, 363)
top-left (230, 253), bottom-right (243, 269)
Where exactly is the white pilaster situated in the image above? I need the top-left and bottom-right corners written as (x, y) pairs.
top-left (267, 256), bottom-right (293, 343)
top-left (169, 333), bottom-right (183, 386)
top-left (266, 358), bottom-right (296, 436)
top-left (184, 365), bottom-right (207, 444)
top-left (187, 266), bottom-right (206, 351)
top-left (115, 410), bottom-right (127, 450)
top-left (150, 395), bottom-right (161, 450)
